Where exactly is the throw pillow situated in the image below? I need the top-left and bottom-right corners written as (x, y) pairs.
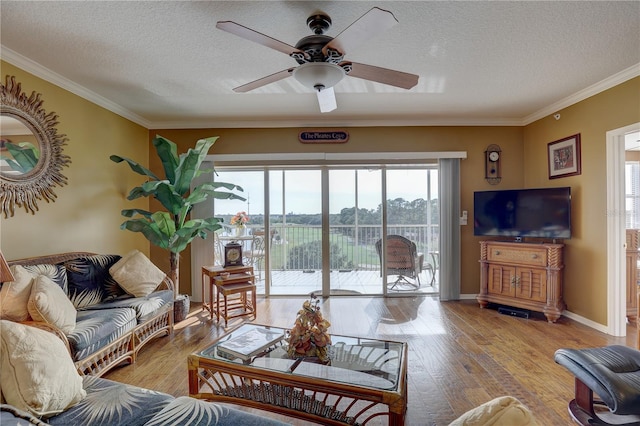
top-left (0, 320), bottom-right (86, 418)
top-left (27, 275), bottom-right (77, 334)
top-left (0, 265), bottom-right (35, 321)
top-left (109, 250), bottom-right (166, 297)
top-left (449, 396), bottom-right (538, 426)
top-left (63, 254), bottom-right (123, 308)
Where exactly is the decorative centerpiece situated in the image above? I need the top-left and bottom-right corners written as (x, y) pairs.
top-left (285, 294), bottom-right (331, 362)
top-left (230, 211), bottom-right (249, 237)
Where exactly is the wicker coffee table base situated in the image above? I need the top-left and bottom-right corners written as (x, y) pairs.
top-left (188, 357), bottom-right (406, 426)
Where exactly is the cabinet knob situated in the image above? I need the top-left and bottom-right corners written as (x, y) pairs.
top-left (495, 250), bottom-right (500, 255)
top-left (532, 254), bottom-right (538, 259)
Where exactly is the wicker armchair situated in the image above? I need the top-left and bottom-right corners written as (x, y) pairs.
top-left (376, 235), bottom-right (424, 290)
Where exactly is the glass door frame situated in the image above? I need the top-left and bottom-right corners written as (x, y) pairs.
top-left (190, 151), bottom-right (464, 302)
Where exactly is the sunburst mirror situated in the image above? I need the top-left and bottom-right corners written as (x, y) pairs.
top-left (0, 75), bottom-right (71, 217)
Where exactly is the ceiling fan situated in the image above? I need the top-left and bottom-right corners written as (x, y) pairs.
top-left (216, 7), bottom-right (419, 113)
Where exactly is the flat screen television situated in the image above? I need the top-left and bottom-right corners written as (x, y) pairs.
top-left (473, 187), bottom-right (571, 239)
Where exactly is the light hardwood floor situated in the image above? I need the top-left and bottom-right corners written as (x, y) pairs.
top-left (105, 297), bottom-right (637, 425)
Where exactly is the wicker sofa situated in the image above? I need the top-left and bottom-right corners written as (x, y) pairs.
top-left (0, 320), bottom-right (289, 426)
top-left (3, 251), bottom-right (174, 377)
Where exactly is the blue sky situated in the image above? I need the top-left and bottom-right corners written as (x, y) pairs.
top-left (214, 168), bottom-right (438, 216)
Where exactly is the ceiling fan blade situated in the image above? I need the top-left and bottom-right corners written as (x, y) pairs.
top-left (344, 62), bottom-right (419, 90)
top-left (317, 87), bottom-right (337, 113)
top-left (216, 21), bottom-right (306, 58)
top-left (322, 7), bottom-right (398, 57)
top-left (233, 68), bottom-right (296, 93)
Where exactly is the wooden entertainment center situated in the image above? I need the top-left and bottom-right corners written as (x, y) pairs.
top-left (477, 240), bottom-right (566, 323)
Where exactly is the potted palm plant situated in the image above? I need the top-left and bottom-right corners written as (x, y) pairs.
top-left (110, 135), bottom-right (245, 321)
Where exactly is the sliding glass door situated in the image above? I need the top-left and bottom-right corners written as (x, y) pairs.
top-left (269, 169), bottom-right (322, 295)
top-left (211, 165), bottom-right (438, 296)
top-left (328, 169), bottom-right (383, 295)
top-left (386, 168), bottom-right (439, 289)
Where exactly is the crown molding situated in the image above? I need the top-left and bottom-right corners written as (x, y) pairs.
top-left (149, 117), bottom-right (524, 129)
top-left (1, 46), bottom-right (151, 128)
top-left (522, 63), bottom-right (640, 125)
top-left (3, 45), bottom-right (637, 129)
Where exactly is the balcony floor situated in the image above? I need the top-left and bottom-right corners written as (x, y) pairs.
top-left (254, 268), bottom-right (439, 296)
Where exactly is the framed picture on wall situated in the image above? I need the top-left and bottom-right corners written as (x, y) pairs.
top-left (548, 134), bottom-right (581, 179)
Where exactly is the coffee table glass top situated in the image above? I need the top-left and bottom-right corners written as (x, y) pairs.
top-left (197, 323), bottom-right (404, 391)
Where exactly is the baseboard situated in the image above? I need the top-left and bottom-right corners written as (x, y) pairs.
top-left (459, 293), bottom-right (610, 334)
top-left (459, 293), bottom-right (478, 300)
top-left (561, 310), bottom-right (609, 334)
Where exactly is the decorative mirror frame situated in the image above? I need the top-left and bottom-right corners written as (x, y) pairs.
top-left (0, 75), bottom-right (70, 217)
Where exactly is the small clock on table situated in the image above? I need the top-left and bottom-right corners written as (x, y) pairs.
top-left (224, 241), bottom-right (243, 267)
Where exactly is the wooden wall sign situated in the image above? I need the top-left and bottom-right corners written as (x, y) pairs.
top-left (299, 130), bottom-right (349, 144)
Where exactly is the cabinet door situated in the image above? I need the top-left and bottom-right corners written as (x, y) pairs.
top-left (487, 264), bottom-right (516, 297)
top-left (515, 268), bottom-right (547, 303)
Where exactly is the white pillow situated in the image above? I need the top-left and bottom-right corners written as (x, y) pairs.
top-left (449, 396), bottom-right (538, 426)
top-left (27, 275), bottom-right (77, 334)
top-left (0, 265), bottom-right (35, 321)
top-left (109, 250), bottom-right (166, 297)
top-left (0, 320), bottom-right (86, 418)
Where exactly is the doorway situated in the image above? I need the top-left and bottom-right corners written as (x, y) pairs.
top-left (607, 122), bottom-right (640, 336)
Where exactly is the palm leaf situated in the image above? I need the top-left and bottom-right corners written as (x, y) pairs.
top-left (4, 141), bottom-right (39, 172)
top-left (121, 208), bottom-right (153, 218)
top-left (120, 218), bottom-right (170, 249)
top-left (110, 155), bottom-right (160, 180)
top-left (168, 218), bottom-right (221, 253)
top-left (152, 211), bottom-right (177, 239)
top-left (111, 135), bottom-right (243, 298)
top-left (187, 182), bottom-right (246, 205)
top-left (173, 137), bottom-right (217, 195)
top-left (152, 135), bottom-right (179, 184)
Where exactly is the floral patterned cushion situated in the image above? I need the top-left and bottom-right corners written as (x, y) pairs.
top-left (48, 376), bottom-right (172, 426)
top-left (44, 376), bottom-right (290, 426)
top-left (0, 404), bottom-right (51, 425)
top-left (83, 289), bottom-right (174, 324)
top-left (145, 396), bottom-right (290, 426)
top-left (61, 255), bottom-right (125, 308)
top-left (22, 264), bottom-right (68, 294)
top-left (67, 308), bottom-right (136, 362)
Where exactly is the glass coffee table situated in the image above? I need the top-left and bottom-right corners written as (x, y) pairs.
top-left (188, 323), bottom-right (408, 426)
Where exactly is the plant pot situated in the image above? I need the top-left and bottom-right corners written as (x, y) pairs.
top-left (173, 294), bottom-right (190, 323)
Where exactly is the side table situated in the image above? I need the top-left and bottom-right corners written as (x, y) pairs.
top-left (202, 265), bottom-right (256, 327)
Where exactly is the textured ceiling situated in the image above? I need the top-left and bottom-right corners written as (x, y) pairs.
top-left (1, 1), bottom-right (639, 128)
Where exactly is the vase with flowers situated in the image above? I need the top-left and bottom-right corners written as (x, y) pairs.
top-left (285, 294), bottom-right (332, 362)
top-left (230, 211), bottom-right (249, 237)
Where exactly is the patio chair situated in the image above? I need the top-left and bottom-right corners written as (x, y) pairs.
top-left (376, 235), bottom-right (424, 290)
top-left (213, 232), bottom-right (224, 266)
top-left (245, 232), bottom-right (266, 280)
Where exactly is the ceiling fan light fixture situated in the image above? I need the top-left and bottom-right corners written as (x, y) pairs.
top-left (293, 62), bottom-right (345, 91)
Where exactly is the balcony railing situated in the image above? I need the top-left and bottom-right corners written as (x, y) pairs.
top-left (249, 224), bottom-right (439, 272)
